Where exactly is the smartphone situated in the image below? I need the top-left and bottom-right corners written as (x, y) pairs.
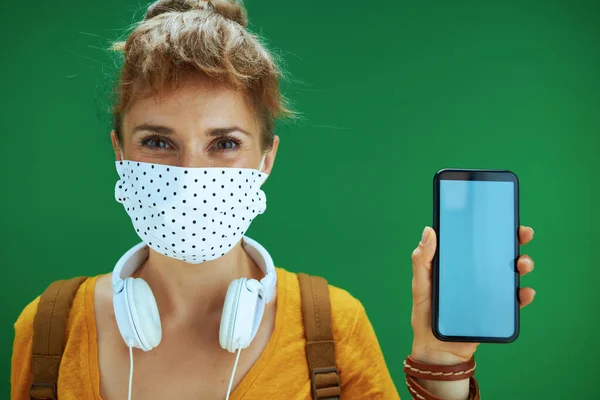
top-left (432, 168), bottom-right (520, 343)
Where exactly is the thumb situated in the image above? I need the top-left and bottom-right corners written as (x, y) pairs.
top-left (411, 226), bottom-right (437, 304)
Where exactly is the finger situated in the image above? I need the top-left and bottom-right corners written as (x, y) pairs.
top-left (517, 255), bottom-right (534, 276)
top-left (519, 226), bottom-right (534, 245)
top-left (519, 287), bottom-right (536, 308)
top-left (411, 227), bottom-right (437, 302)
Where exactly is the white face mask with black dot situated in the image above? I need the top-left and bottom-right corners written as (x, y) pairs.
top-left (114, 157), bottom-right (268, 264)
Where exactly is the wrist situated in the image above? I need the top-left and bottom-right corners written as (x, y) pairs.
top-left (411, 346), bottom-right (473, 366)
top-left (412, 379), bottom-right (471, 400)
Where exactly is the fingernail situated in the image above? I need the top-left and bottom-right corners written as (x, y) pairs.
top-left (421, 227), bottom-right (430, 244)
top-left (525, 257), bottom-right (533, 268)
top-left (529, 227), bottom-right (535, 236)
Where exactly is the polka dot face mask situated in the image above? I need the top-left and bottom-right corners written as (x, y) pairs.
top-left (114, 160), bottom-right (268, 264)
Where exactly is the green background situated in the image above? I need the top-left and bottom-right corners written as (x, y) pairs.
top-left (2, 0), bottom-right (598, 398)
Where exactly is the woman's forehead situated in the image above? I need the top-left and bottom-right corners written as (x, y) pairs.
top-left (123, 75), bottom-right (260, 136)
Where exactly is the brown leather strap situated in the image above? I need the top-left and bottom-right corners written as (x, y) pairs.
top-left (404, 356), bottom-right (476, 381)
top-left (404, 355), bottom-right (480, 400)
top-left (406, 375), bottom-right (480, 400)
top-left (31, 277), bottom-right (87, 400)
top-left (298, 273), bottom-right (341, 400)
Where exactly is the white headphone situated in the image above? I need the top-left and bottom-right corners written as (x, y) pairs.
top-left (111, 236), bottom-right (277, 353)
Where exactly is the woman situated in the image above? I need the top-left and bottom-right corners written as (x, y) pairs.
top-left (10, 1), bottom-right (537, 399)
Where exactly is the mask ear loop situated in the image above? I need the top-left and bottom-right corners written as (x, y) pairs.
top-left (225, 348), bottom-right (242, 399)
top-left (258, 153), bottom-right (267, 172)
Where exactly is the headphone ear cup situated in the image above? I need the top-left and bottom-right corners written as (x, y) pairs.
top-left (126, 278), bottom-right (162, 351)
top-left (219, 278), bottom-right (245, 352)
top-left (113, 278), bottom-right (138, 348)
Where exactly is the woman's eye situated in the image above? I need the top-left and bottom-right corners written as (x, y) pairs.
top-left (143, 137), bottom-right (171, 150)
top-left (215, 139), bottom-right (239, 151)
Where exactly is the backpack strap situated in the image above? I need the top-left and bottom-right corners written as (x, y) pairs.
top-left (30, 277), bottom-right (88, 400)
top-left (298, 273), bottom-right (341, 400)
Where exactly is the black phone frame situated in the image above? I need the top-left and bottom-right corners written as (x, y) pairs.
top-left (432, 168), bottom-right (520, 343)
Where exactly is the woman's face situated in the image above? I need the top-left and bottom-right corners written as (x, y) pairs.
top-left (111, 74), bottom-right (278, 174)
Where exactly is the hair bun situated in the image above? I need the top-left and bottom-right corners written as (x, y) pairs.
top-left (206, 0), bottom-right (248, 27)
top-left (145, 0), bottom-right (248, 27)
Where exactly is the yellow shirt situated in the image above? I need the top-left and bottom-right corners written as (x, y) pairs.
top-left (11, 268), bottom-right (400, 399)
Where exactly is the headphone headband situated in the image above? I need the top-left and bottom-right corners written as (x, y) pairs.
top-left (111, 236), bottom-right (277, 303)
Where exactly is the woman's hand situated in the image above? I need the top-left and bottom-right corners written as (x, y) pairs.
top-left (410, 225), bottom-right (536, 365)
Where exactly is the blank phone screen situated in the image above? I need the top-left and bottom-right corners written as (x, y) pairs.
top-left (438, 179), bottom-right (517, 339)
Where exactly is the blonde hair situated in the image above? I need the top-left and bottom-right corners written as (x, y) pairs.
top-left (111, 0), bottom-right (292, 150)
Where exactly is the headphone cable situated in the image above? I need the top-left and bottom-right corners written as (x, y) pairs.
top-left (128, 344), bottom-right (134, 400)
top-left (127, 342), bottom-right (240, 400)
top-left (225, 348), bottom-right (242, 400)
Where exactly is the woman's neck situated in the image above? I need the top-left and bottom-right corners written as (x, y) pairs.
top-left (133, 240), bottom-right (264, 327)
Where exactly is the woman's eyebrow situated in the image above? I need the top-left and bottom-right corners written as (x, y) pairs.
top-left (208, 127), bottom-right (252, 137)
top-left (132, 124), bottom-right (174, 136)
top-left (131, 124), bottom-right (252, 137)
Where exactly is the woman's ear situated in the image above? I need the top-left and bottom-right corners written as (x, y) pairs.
top-left (111, 130), bottom-right (123, 161)
top-left (261, 135), bottom-right (279, 176)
